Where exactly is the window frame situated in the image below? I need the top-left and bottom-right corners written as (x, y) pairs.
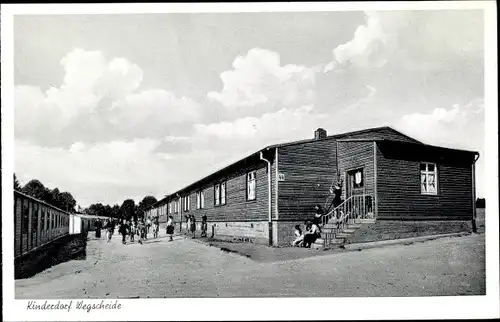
top-left (22, 199), bottom-right (29, 234)
top-left (214, 184), bottom-right (220, 206)
top-left (182, 196), bottom-right (190, 212)
top-left (246, 171), bottom-right (257, 201)
top-left (196, 190), bottom-right (205, 209)
top-left (420, 162), bottom-right (438, 195)
top-left (220, 182), bottom-right (226, 205)
top-left (214, 181), bottom-right (227, 206)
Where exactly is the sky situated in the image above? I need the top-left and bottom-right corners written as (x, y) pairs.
top-left (13, 9), bottom-right (486, 207)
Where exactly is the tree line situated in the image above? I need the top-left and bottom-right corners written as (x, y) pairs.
top-left (84, 196), bottom-right (158, 222)
top-left (14, 174), bottom-right (158, 221)
top-left (14, 173), bottom-right (77, 212)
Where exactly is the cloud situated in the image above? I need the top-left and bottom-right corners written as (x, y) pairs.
top-left (15, 48), bottom-right (199, 146)
top-left (15, 138), bottom-right (173, 206)
top-left (196, 105), bottom-right (323, 140)
top-left (394, 98), bottom-right (485, 197)
top-left (109, 89), bottom-right (200, 136)
top-left (207, 48), bottom-right (316, 117)
top-left (154, 136), bottom-right (194, 154)
top-left (326, 10), bottom-right (484, 71)
top-left (396, 97), bottom-right (484, 148)
top-left (193, 105), bottom-right (327, 161)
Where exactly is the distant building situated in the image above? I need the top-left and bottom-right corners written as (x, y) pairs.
top-left (146, 126), bottom-right (479, 246)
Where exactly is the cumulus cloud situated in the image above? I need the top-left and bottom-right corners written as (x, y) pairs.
top-left (196, 105), bottom-right (322, 139)
top-left (207, 48), bottom-right (316, 116)
top-left (194, 105), bottom-right (327, 157)
top-left (109, 89), bottom-right (200, 135)
top-left (154, 136), bottom-right (194, 154)
top-left (396, 97), bottom-right (484, 149)
top-left (395, 97), bottom-right (485, 197)
top-left (15, 138), bottom-right (172, 205)
top-left (15, 48), bottom-right (199, 146)
top-left (326, 10), bottom-right (484, 71)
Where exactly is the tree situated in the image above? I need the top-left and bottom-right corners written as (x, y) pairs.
top-left (14, 174), bottom-right (22, 191)
top-left (48, 188), bottom-right (62, 209)
top-left (119, 199), bottom-right (136, 221)
top-left (59, 191), bottom-right (77, 212)
top-left (22, 179), bottom-right (50, 201)
top-left (103, 205), bottom-right (112, 218)
top-left (112, 204), bottom-right (120, 219)
top-left (138, 195), bottom-right (158, 212)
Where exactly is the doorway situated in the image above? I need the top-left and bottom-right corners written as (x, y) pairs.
top-left (346, 167), bottom-right (365, 198)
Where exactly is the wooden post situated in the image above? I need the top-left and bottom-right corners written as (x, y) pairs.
top-left (472, 158), bottom-right (477, 233)
top-left (373, 142), bottom-right (378, 219)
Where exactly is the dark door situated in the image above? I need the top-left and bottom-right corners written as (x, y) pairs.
top-left (346, 167), bottom-right (365, 198)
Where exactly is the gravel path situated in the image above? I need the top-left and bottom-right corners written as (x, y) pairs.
top-left (15, 232), bottom-right (485, 298)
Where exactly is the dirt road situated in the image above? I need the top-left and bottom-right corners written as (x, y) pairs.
top-left (15, 232), bottom-right (485, 298)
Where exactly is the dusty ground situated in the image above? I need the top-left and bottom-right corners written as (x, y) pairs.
top-left (16, 229), bottom-right (485, 298)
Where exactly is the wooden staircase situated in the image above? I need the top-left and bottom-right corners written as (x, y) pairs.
top-left (312, 194), bottom-right (375, 249)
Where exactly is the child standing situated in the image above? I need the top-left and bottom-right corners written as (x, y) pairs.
top-left (201, 215), bottom-right (208, 237)
top-left (186, 215), bottom-right (192, 235)
top-left (190, 215), bottom-right (196, 238)
top-left (129, 221), bottom-right (135, 243)
top-left (166, 216), bottom-right (174, 242)
top-left (119, 220), bottom-right (129, 245)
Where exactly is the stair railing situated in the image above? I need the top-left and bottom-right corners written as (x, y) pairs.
top-left (321, 194), bottom-right (374, 231)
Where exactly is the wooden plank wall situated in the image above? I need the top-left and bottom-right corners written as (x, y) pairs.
top-left (167, 157), bottom-right (276, 224)
top-left (337, 141), bottom-right (375, 200)
top-left (278, 140), bottom-right (337, 221)
top-left (14, 192), bottom-right (71, 258)
top-left (14, 195), bottom-right (22, 257)
top-left (339, 127), bottom-right (421, 143)
top-left (376, 144), bottom-right (473, 220)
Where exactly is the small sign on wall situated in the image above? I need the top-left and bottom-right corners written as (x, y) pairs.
top-left (278, 173), bottom-right (285, 181)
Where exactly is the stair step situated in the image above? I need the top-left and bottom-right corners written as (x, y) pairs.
top-left (335, 232), bottom-right (353, 238)
top-left (355, 218), bottom-right (376, 224)
top-left (311, 243), bottom-right (324, 249)
top-left (326, 239), bottom-right (344, 244)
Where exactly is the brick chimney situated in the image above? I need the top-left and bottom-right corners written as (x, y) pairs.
top-left (314, 128), bottom-right (327, 140)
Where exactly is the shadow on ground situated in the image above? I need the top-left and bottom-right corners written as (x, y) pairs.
top-left (15, 232), bottom-right (89, 279)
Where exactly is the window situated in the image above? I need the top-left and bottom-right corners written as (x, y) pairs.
top-left (31, 203), bottom-right (38, 236)
top-left (215, 184), bottom-right (220, 206)
top-left (247, 171), bottom-right (256, 201)
top-left (221, 182), bottom-right (226, 205)
top-left (41, 207), bottom-right (46, 230)
top-left (182, 196), bottom-right (190, 212)
top-left (214, 182), bottom-right (227, 206)
top-left (196, 191), bottom-right (205, 209)
top-left (22, 200), bottom-right (29, 234)
top-left (169, 202), bottom-right (172, 214)
top-left (421, 162), bottom-right (438, 195)
top-left (174, 199), bottom-right (180, 213)
top-left (353, 169), bottom-right (364, 188)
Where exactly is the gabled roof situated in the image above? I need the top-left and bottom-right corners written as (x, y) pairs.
top-left (150, 126), bottom-right (423, 208)
top-left (338, 138), bottom-right (479, 155)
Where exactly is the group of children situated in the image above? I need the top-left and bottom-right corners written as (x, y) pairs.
top-left (292, 180), bottom-right (343, 248)
top-left (184, 214), bottom-right (208, 238)
top-left (102, 216), bottom-right (161, 245)
top-left (292, 220), bottom-right (322, 248)
top-left (101, 214), bottom-right (209, 245)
